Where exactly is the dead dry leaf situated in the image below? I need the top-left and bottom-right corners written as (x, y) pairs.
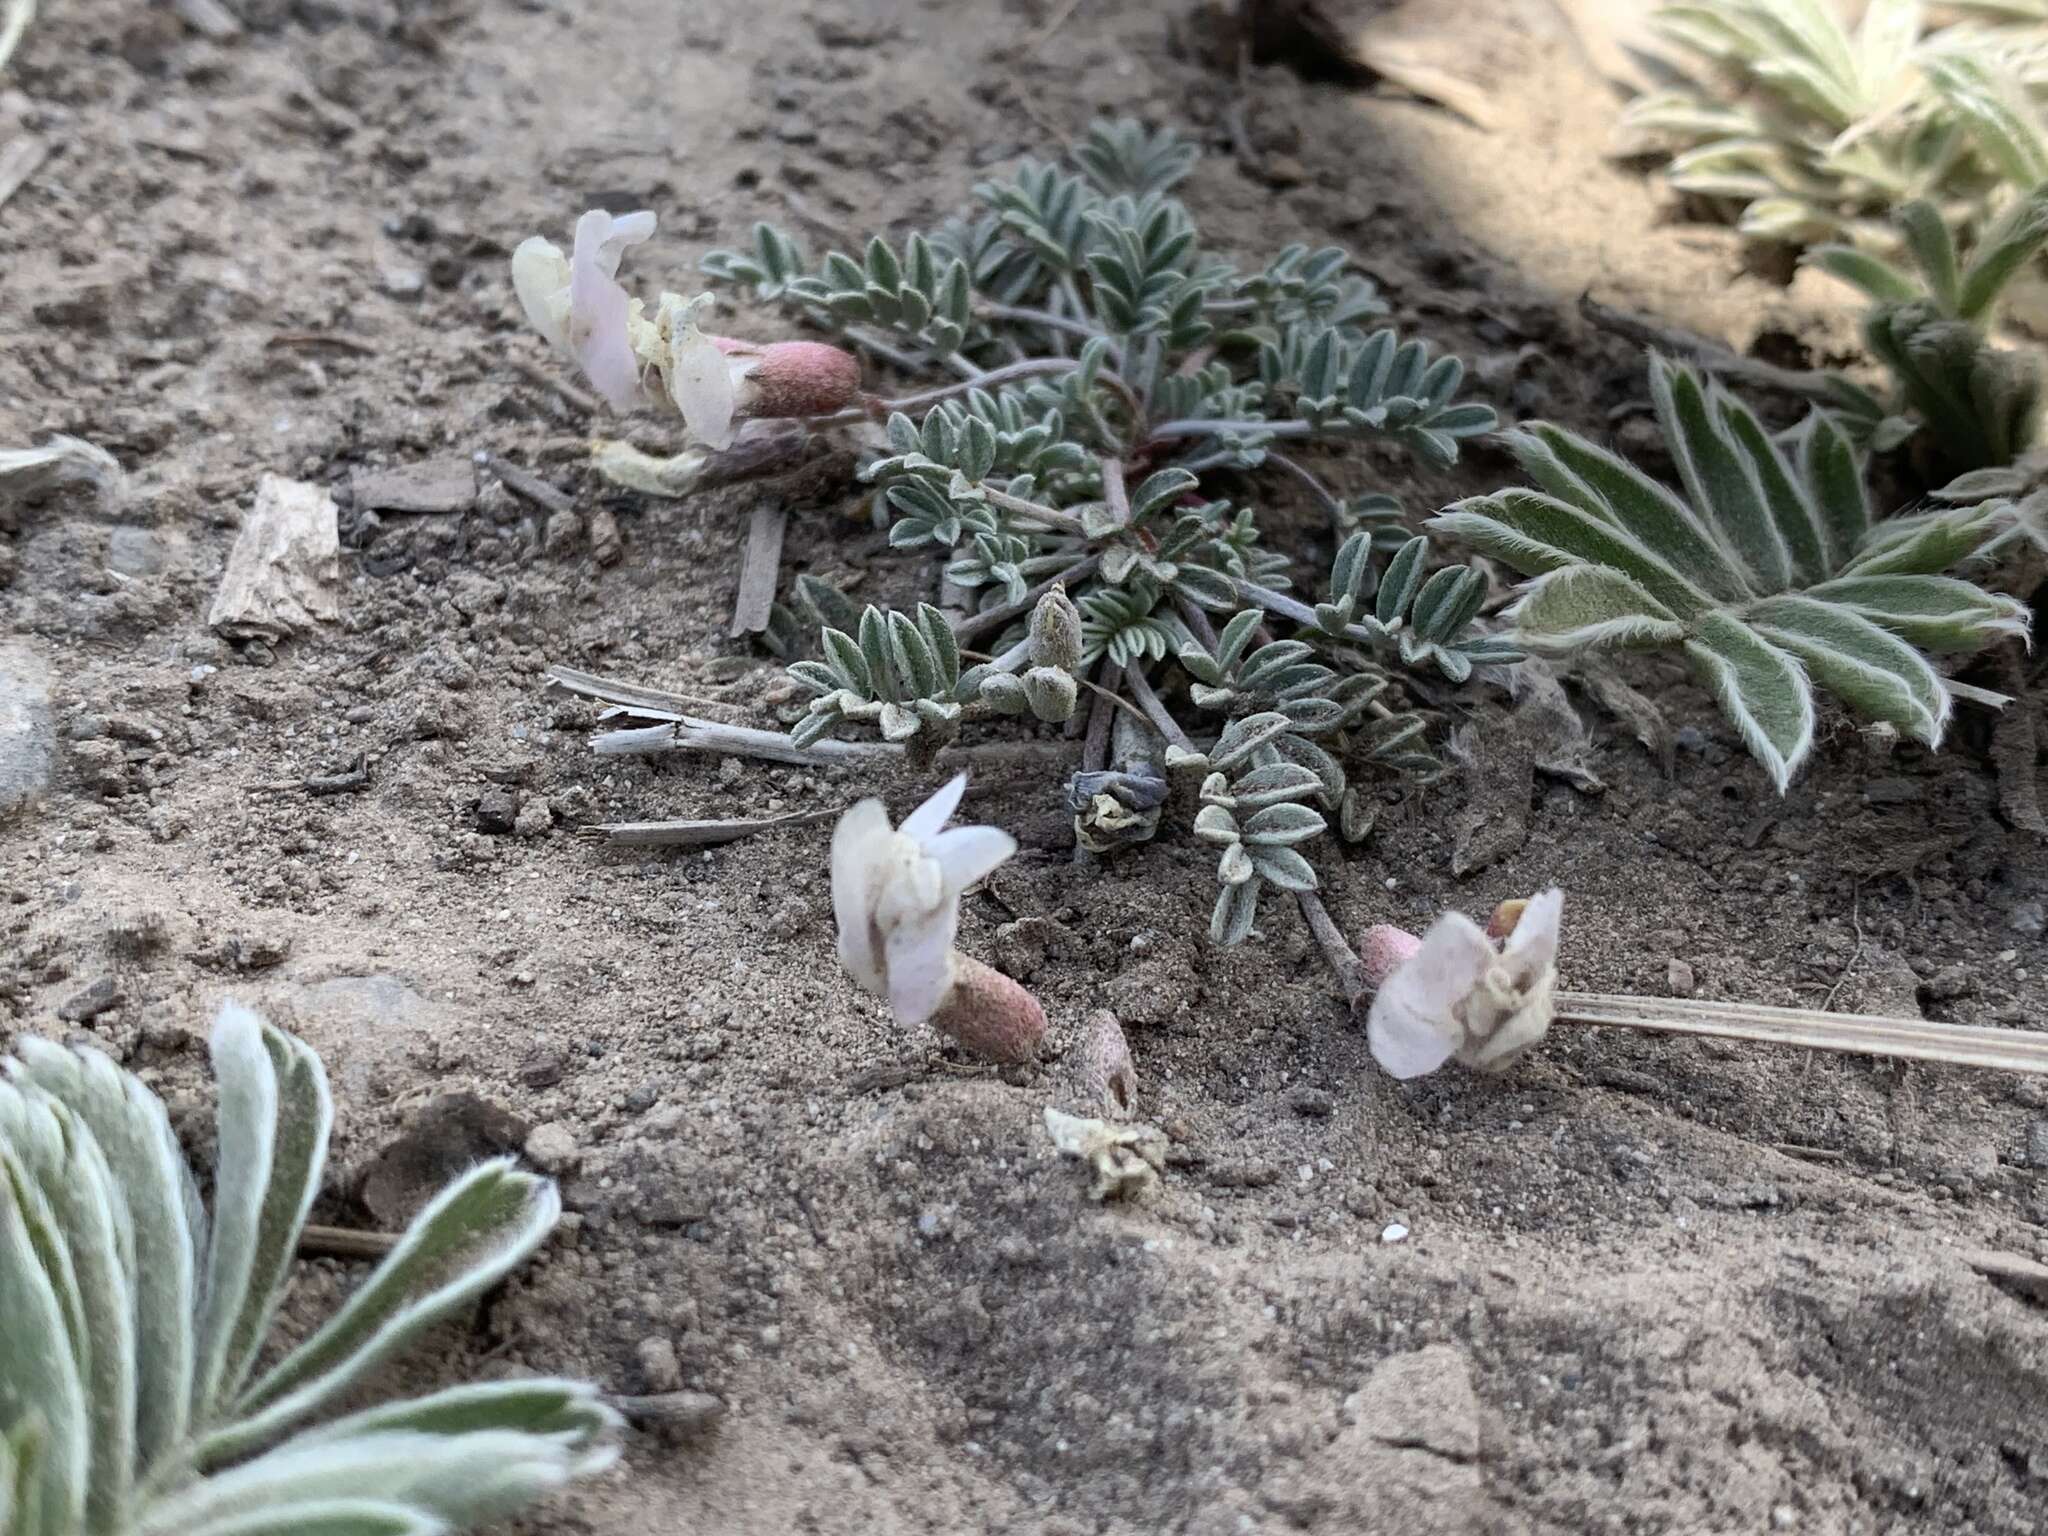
top-left (208, 474), bottom-right (341, 641)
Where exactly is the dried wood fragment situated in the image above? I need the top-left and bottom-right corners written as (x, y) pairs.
top-left (1963, 1249), bottom-right (2048, 1304)
top-left (208, 474), bottom-right (341, 641)
top-left (475, 451), bottom-right (573, 514)
top-left (351, 457), bottom-right (478, 515)
top-left (730, 503), bottom-right (788, 637)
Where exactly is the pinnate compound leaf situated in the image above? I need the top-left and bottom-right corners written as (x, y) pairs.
top-left (1806, 574), bottom-right (2032, 651)
top-left (1430, 490), bottom-right (1711, 618)
top-left (1248, 846), bottom-right (1318, 891)
top-left (1210, 881), bottom-right (1258, 946)
top-left (1747, 594), bottom-right (1948, 745)
top-left (204, 1161), bottom-right (561, 1466)
top-left (8, 1035), bottom-right (201, 1475)
top-left (1510, 565), bottom-right (1685, 653)
top-left (1649, 355), bottom-right (1791, 591)
top-left (1681, 613), bottom-right (1813, 792)
top-left (184, 1501), bottom-right (452, 1536)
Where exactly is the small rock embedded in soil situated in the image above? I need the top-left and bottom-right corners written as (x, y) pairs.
top-left (1287, 1086), bottom-right (1334, 1119)
top-left (617, 1390), bottom-right (724, 1439)
top-left (1666, 958), bottom-right (1695, 997)
top-left (513, 796), bottom-right (553, 838)
top-left (634, 1334), bottom-right (682, 1394)
top-left (359, 1092), bottom-right (533, 1228)
top-left (0, 647), bottom-right (55, 819)
top-left (106, 524), bottom-right (167, 577)
top-left (622, 1079), bottom-right (660, 1114)
top-left (2010, 900), bottom-right (2045, 937)
top-left (58, 976), bottom-right (124, 1021)
top-left (523, 1121), bottom-right (580, 1174)
top-left (475, 785), bottom-right (519, 833)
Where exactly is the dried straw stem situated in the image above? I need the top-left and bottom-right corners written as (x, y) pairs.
top-left (1557, 992), bottom-right (2048, 1075)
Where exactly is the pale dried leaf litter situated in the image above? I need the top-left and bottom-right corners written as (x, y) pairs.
top-left (1042, 1108), bottom-right (1167, 1202)
top-left (510, 209), bottom-right (861, 452)
top-left (0, 435), bottom-right (123, 516)
top-left (207, 475), bottom-right (342, 641)
top-left (831, 774), bottom-right (1047, 1063)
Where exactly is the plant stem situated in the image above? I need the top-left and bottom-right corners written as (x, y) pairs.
top-left (1122, 661), bottom-right (1195, 752)
top-left (592, 718), bottom-right (1077, 775)
top-left (1236, 578), bottom-right (1392, 651)
top-left (1082, 661), bottom-right (1120, 772)
top-left (844, 326), bottom-right (929, 374)
top-left (1099, 456), bottom-right (1131, 531)
top-left (952, 553), bottom-right (1103, 647)
top-left (979, 301), bottom-right (1101, 341)
top-left (1556, 992), bottom-right (2048, 1075)
top-left (879, 357), bottom-right (1088, 412)
top-left (1296, 889), bottom-right (1369, 1013)
top-left (1174, 593), bottom-right (1221, 652)
top-left (1147, 417), bottom-right (1314, 443)
top-left (982, 485), bottom-right (1091, 536)
top-left (1265, 449), bottom-right (1346, 524)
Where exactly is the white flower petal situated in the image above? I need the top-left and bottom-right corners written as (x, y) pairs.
top-left (593, 209), bottom-right (656, 273)
top-left (1367, 996), bottom-right (1461, 1080)
top-left (663, 299), bottom-right (739, 448)
top-left (510, 236), bottom-right (571, 351)
top-left (928, 825), bottom-right (1016, 895)
top-left (830, 799), bottom-right (893, 995)
top-left (1366, 910), bottom-right (1495, 1080)
top-left (885, 907), bottom-right (958, 1025)
top-left (1499, 887), bottom-right (1563, 984)
top-left (901, 772), bottom-right (968, 845)
top-left (567, 210), bottom-right (648, 410)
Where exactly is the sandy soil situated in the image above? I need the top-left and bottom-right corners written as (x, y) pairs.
top-left (5, 0), bottom-right (2048, 1530)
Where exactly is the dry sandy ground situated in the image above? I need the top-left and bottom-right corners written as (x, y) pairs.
top-left (4, 0), bottom-right (2048, 1530)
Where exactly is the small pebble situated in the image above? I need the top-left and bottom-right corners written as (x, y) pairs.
top-left (1666, 958), bottom-right (1695, 997)
top-left (1381, 1222), bottom-right (1409, 1244)
top-left (523, 1121), bottom-right (580, 1174)
top-left (634, 1334), bottom-right (682, 1394)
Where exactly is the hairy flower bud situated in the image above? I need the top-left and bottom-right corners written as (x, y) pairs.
top-left (739, 340), bottom-right (864, 420)
top-left (977, 672), bottom-right (1030, 714)
top-left (1028, 585), bottom-right (1084, 672)
top-left (1021, 665), bottom-right (1078, 723)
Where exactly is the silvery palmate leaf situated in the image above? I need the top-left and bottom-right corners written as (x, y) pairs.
top-left (1434, 354), bottom-right (2028, 791)
top-left (0, 1002), bottom-right (617, 1536)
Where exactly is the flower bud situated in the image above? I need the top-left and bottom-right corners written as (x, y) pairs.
top-left (977, 671), bottom-right (1030, 714)
top-left (1021, 665), bottom-right (1078, 723)
top-left (929, 954), bottom-right (1047, 1064)
top-left (1078, 1010), bottom-right (1137, 1117)
top-left (1028, 585), bottom-right (1084, 672)
top-left (737, 340), bottom-right (864, 421)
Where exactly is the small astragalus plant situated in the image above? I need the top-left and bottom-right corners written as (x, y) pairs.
top-left (1807, 184), bottom-right (2048, 470)
top-left (0, 1002), bottom-right (617, 1536)
top-left (1434, 354), bottom-right (2031, 791)
top-left (1617, 0), bottom-right (2048, 250)
top-left (521, 116), bottom-right (1521, 951)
